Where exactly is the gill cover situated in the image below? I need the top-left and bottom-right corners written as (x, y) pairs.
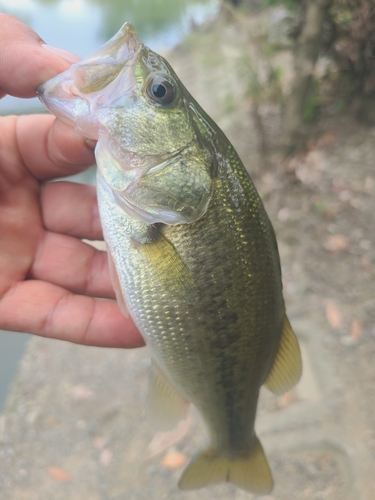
top-left (38, 22), bottom-right (215, 225)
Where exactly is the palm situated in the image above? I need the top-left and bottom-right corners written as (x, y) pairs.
top-left (0, 15), bottom-right (142, 348)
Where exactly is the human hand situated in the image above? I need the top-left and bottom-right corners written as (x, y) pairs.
top-left (0, 15), bottom-right (143, 348)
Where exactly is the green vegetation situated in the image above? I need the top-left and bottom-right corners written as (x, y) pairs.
top-left (28, 0), bottom-right (215, 43)
top-left (87, 0), bottom-right (214, 42)
top-left (265, 0), bottom-right (299, 10)
top-left (302, 81), bottom-right (320, 122)
top-left (223, 92), bottom-right (236, 113)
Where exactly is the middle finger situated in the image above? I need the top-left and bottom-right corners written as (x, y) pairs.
top-left (41, 181), bottom-right (102, 240)
top-left (29, 231), bottom-right (115, 299)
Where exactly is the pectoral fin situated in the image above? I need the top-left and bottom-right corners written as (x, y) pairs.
top-left (133, 226), bottom-right (198, 304)
top-left (264, 314), bottom-right (302, 395)
top-left (147, 360), bottom-right (190, 431)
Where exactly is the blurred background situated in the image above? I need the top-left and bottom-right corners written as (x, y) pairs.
top-left (1, 1), bottom-right (375, 499)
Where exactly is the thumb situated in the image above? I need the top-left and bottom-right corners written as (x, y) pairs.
top-left (0, 14), bottom-right (79, 99)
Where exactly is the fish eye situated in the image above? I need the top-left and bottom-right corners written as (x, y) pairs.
top-left (146, 76), bottom-right (176, 106)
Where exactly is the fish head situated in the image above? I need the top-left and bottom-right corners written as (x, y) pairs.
top-left (38, 23), bottom-right (216, 225)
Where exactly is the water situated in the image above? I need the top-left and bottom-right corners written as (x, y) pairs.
top-left (0, 0), bottom-right (218, 114)
top-left (0, 0), bottom-right (219, 412)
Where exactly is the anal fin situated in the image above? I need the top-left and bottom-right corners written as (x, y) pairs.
top-left (147, 360), bottom-right (190, 431)
top-left (264, 314), bottom-right (302, 395)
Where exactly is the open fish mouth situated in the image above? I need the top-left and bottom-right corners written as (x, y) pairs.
top-left (37, 23), bottom-right (141, 139)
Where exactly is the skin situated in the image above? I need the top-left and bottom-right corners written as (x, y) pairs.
top-left (0, 14), bottom-right (143, 348)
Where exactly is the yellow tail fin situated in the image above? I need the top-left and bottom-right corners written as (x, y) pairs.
top-left (178, 436), bottom-right (273, 494)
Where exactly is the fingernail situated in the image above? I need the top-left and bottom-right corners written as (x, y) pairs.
top-left (41, 44), bottom-right (81, 65)
top-left (85, 138), bottom-right (97, 150)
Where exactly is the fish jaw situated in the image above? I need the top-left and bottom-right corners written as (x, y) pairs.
top-left (37, 22), bottom-right (141, 139)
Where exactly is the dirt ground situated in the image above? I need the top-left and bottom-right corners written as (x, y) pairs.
top-left (1, 7), bottom-right (374, 500)
top-left (168, 10), bottom-right (375, 498)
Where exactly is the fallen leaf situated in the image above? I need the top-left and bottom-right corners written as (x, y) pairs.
top-left (93, 436), bottom-right (106, 450)
top-left (285, 155), bottom-right (300, 173)
top-left (100, 449), bottom-right (113, 466)
top-left (316, 131), bottom-right (337, 149)
top-left (350, 319), bottom-right (361, 340)
top-left (349, 198), bottom-right (360, 209)
top-left (364, 176), bottom-right (375, 192)
top-left (325, 300), bottom-right (341, 329)
top-left (321, 204), bottom-right (340, 219)
top-left (277, 207), bottom-right (290, 221)
top-left (361, 254), bottom-right (375, 274)
top-left (323, 234), bottom-right (349, 253)
top-left (161, 451), bottom-right (187, 469)
top-left (295, 150), bottom-right (326, 187)
top-left (259, 172), bottom-right (282, 194)
top-left (71, 384), bottom-right (94, 400)
top-left (278, 389), bottom-right (298, 408)
top-left (47, 467), bottom-right (71, 481)
top-left (338, 190), bottom-right (352, 202)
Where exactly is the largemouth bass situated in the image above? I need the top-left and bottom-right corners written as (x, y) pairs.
top-left (38, 23), bottom-right (302, 494)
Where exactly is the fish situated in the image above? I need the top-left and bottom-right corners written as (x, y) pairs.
top-left (38, 23), bottom-right (302, 494)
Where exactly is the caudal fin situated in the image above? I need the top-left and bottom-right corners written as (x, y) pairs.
top-left (178, 436), bottom-right (273, 494)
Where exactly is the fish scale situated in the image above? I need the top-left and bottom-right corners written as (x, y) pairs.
top-left (38, 22), bottom-right (302, 494)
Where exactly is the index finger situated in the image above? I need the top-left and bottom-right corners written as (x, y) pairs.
top-left (0, 14), bottom-right (77, 98)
